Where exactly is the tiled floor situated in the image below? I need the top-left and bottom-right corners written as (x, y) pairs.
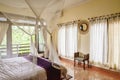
top-left (61, 58), bottom-right (120, 80)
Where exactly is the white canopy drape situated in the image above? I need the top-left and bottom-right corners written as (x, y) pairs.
top-left (40, 27), bottom-right (49, 58)
top-left (49, 35), bottom-right (61, 64)
top-left (24, 0), bottom-right (65, 65)
top-left (1, 0), bottom-right (65, 65)
top-left (2, 12), bottom-right (38, 60)
top-left (0, 22), bottom-right (9, 45)
top-left (0, 22), bottom-right (9, 59)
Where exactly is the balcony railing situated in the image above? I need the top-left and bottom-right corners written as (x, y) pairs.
top-left (0, 43), bottom-right (30, 56)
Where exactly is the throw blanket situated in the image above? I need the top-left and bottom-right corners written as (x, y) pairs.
top-left (0, 57), bottom-right (47, 80)
top-left (24, 55), bottom-right (61, 80)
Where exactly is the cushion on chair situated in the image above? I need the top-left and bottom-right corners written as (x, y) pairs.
top-left (75, 57), bottom-right (84, 61)
top-left (79, 52), bottom-right (84, 57)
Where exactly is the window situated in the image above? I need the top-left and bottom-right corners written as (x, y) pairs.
top-left (12, 26), bottom-right (35, 54)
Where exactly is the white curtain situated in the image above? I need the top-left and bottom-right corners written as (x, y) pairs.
top-left (41, 27), bottom-right (49, 58)
top-left (0, 22), bottom-right (9, 45)
top-left (58, 23), bottom-right (77, 59)
top-left (58, 26), bottom-right (66, 57)
top-left (108, 17), bottom-right (120, 70)
top-left (0, 22), bottom-right (9, 59)
top-left (2, 12), bottom-right (38, 57)
top-left (90, 19), bottom-right (108, 64)
top-left (49, 35), bottom-right (61, 64)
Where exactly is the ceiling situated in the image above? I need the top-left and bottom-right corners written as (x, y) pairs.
top-left (0, 0), bottom-right (91, 20)
top-left (0, 0), bottom-right (90, 32)
top-left (0, 0), bottom-right (90, 12)
top-left (0, 0), bottom-right (87, 18)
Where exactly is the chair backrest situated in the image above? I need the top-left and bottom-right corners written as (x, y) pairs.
top-left (79, 52), bottom-right (84, 57)
top-left (84, 54), bottom-right (89, 60)
top-left (74, 52), bottom-right (89, 60)
top-left (74, 52), bottom-right (79, 57)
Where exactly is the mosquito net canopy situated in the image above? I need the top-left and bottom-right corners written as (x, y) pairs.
top-left (0, 0), bottom-right (89, 64)
top-left (0, 0), bottom-right (66, 64)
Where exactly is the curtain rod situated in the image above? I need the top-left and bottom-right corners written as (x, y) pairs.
top-left (57, 19), bottom-right (81, 26)
top-left (88, 12), bottom-right (120, 20)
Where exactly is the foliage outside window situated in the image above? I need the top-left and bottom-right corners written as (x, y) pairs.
top-left (12, 26), bottom-right (35, 54)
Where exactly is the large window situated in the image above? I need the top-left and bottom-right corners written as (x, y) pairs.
top-left (0, 13), bottom-right (37, 58)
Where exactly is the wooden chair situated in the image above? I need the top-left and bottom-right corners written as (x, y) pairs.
top-left (74, 52), bottom-right (89, 70)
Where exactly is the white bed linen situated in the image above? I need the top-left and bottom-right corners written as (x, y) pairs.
top-left (0, 57), bottom-right (47, 80)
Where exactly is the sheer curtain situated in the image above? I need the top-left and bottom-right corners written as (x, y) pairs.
top-left (0, 22), bottom-right (9, 44)
top-left (41, 27), bottom-right (49, 58)
top-left (58, 23), bottom-right (77, 59)
top-left (58, 26), bottom-right (66, 57)
top-left (90, 19), bottom-right (108, 64)
top-left (49, 35), bottom-right (61, 64)
top-left (108, 16), bottom-right (120, 70)
top-left (0, 22), bottom-right (9, 59)
top-left (2, 12), bottom-right (38, 57)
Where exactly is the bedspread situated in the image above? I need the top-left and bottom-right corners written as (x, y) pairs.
top-left (0, 57), bottom-right (47, 80)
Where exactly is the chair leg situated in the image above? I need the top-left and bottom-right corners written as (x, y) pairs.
top-left (83, 61), bottom-right (85, 70)
top-left (74, 60), bottom-right (75, 66)
top-left (87, 60), bottom-right (89, 68)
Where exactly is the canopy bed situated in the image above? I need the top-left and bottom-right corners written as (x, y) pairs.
top-left (0, 0), bottom-right (75, 80)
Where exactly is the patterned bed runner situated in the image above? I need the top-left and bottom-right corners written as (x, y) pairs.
top-left (24, 55), bottom-right (61, 80)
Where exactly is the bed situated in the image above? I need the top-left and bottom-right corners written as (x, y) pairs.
top-left (0, 57), bottom-right (47, 80)
top-left (0, 55), bottom-right (61, 80)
